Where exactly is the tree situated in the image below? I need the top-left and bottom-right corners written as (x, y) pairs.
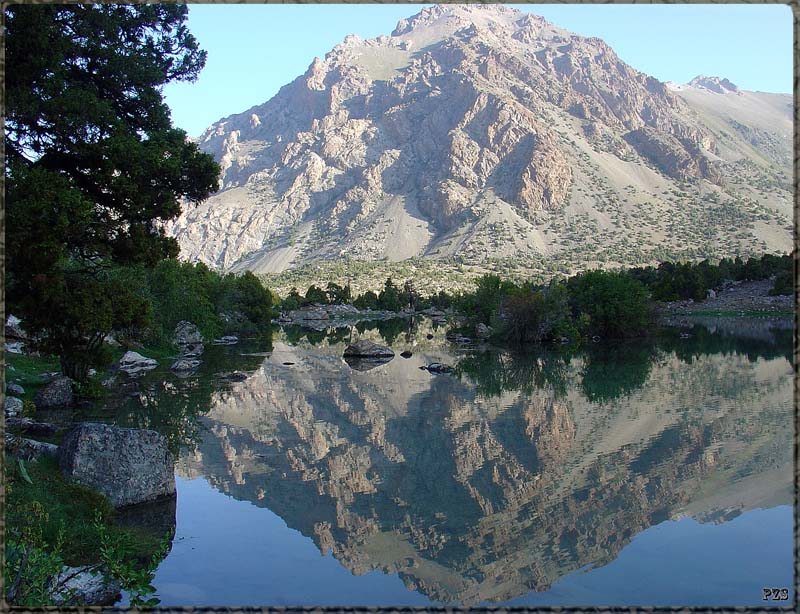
top-left (5, 5), bottom-right (220, 379)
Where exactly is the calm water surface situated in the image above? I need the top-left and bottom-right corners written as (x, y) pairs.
top-left (104, 318), bottom-right (794, 606)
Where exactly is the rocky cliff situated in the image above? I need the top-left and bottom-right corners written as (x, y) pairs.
top-left (166, 4), bottom-right (792, 282)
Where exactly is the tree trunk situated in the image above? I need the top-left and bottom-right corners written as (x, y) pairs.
top-left (60, 354), bottom-right (89, 382)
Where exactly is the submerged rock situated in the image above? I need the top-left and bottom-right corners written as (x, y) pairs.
top-left (118, 351), bottom-right (158, 376)
top-left (59, 423), bottom-right (175, 508)
top-left (343, 339), bottom-right (395, 358)
top-left (33, 377), bottom-right (74, 408)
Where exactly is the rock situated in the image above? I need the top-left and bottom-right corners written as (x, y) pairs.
top-left (426, 363), bottom-right (454, 374)
top-left (343, 339), bottom-right (395, 358)
top-left (51, 566), bottom-right (121, 606)
top-left (171, 357), bottom-right (201, 373)
top-left (400, 350), bottom-right (413, 358)
top-left (5, 341), bottom-right (25, 354)
top-left (4, 396), bottom-right (23, 417)
top-left (290, 308), bottom-right (329, 321)
top-left (707, 288), bottom-right (717, 299)
top-left (7, 383), bottom-right (25, 396)
top-left (118, 351), bottom-right (158, 376)
top-left (5, 433), bottom-right (59, 461)
top-left (5, 314), bottom-right (28, 340)
top-left (59, 423), bottom-right (176, 508)
top-left (174, 321), bottom-right (204, 358)
top-left (6, 417), bottom-right (62, 438)
top-left (104, 333), bottom-right (121, 347)
top-left (33, 377), bottom-right (74, 408)
top-left (475, 323), bottom-right (492, 339)
top-left (212, 335), bottom-right (239, 345)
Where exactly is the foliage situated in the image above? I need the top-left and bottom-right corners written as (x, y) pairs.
top-left (110, 260), bottom-right (274, 347)
top-left (4, 456), bottom-right (167, 606)
top-left (565, 270), bottom-right (653, 338)
top-left (5, 4), bottom-right (219, 380)
top-left (769, 269), bottom-right (793, 296)
top-left (94, 510), bottom-right (171, 607)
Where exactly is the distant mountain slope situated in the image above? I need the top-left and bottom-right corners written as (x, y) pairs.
top-left (165, 4), bottom-right (792, 279)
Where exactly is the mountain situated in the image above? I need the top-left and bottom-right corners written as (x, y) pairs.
top-left (166, 4), bottom-right (792, 288)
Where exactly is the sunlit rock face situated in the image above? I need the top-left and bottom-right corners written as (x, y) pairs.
top-left (176, 334), bottom-right (793, 605)
top-left (166, 4), bottom-right (792, 275)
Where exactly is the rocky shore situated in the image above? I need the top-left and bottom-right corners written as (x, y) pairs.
top-left (658, 279), bottom-right (792, 317)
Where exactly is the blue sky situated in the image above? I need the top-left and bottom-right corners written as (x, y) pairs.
top-left (163, 3), bottom-right (793, 137)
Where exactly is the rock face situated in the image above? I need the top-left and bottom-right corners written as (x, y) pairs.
top-left (343, 339), bottom-right (395, 358)
top-left (33, 377), bottom-right (74, 408)
top-left (59, 423), bottom-right (176, 508)
top-left (165, 4), bottom-right (791, 278)
top-left (118, 351), bottom-right (158, 376)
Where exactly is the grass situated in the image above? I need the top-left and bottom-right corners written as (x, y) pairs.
top-left (4, 352), bottom-right (61, 403)
top-left (5, 456), bottom-right (165, 567)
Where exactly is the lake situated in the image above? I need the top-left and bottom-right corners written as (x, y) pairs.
top-left (101, 317), bottom-right (794, 607)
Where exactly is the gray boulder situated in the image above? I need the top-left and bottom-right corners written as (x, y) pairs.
top-left (7, 383), bottom-right (25, 396)
top-left (59, 423), bottom-right (176, 508)
top-left (51, 566), bottom-right (121, 606)
top-left (33, 377), bottom-right (74, 408)
top-left (4, 395), bottom-right (23, 417)
top-left (343, 339), bottom-right (395, 358)
top-left (174, 321), bottom-right (204, 358)
top-left (118, 351), bottom-right (158, 376)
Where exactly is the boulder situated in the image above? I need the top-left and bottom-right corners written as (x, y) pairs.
top-left (6, 384), bottom-right (25, 396)
top-left (174, 321), bottom-right (204, 357)
top-left (170, 357), bottom-right (201, 373)
top-left (475, 323), bottom-right (492, 339)
top-left (118, 351), bottom-right (158, 376)
top-left (6, 417), bottom-right (62, 438)
top-left (59, 423), bottom-right (176, 508)
top-left (426, 363), bottom-right (454, 374)
top-left (5, 314), bottom-right (28, 340)
top-left (707, 288), bottom-right (717, 299)
top-left (343, 339), bottom-right (395, 358)
top-left (33, 377), bottom-right (74, 408)
top-left (4, 395), bottom-right (23, 417)
top-left (218, 370), bottom-right (248, 382)
top-left (5, 433), bottom-right (59, 461)
top-left (5, 341), bottom-right (25, 354)
top-left (51, 566), bottom-right (121, 606)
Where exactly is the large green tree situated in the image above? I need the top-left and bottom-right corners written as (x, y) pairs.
top-left (5, 4), bottom-right (220, 379)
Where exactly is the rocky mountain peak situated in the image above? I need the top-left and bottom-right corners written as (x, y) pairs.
top-left (688, 75), bottom-right (740, 94)
top-left (168, 5), bottom-right (792, 278)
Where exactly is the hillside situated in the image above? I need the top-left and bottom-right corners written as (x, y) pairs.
top-left (165, 4), bottom-right (792, 292)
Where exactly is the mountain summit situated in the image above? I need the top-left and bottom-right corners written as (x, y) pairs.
top-left (167, 4), bottom-right (791, 280)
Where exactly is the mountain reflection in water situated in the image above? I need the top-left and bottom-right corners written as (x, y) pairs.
top-left (129, 319), bottom-right (793, 605)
